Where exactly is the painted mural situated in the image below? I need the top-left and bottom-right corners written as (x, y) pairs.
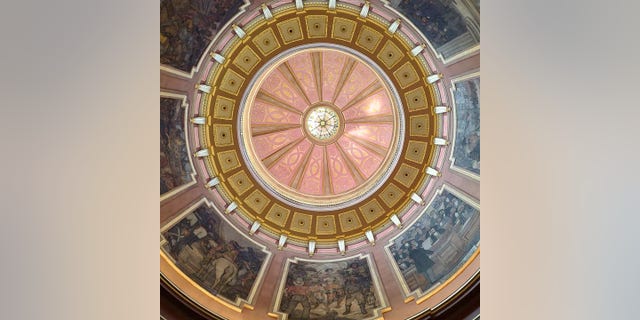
top-left (160, 97), bottom-right (193, 196)
top-left (387, 188), bottom-right (479, 294)
top-left (160, 0), bottom-right (245, 72)
top-left (161, 203), bottom-right (268, 303)
top-left (451, 76), bottom-right (480, 175)
top-left (276, 256), bottom-right (386, 320)
top-left (389, 0), bottom-right (480, 59)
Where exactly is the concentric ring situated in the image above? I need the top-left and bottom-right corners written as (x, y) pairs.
top-left (238, 45), bottom-right (405, 211)
top-left (200, 4), bottom-right (439, 243)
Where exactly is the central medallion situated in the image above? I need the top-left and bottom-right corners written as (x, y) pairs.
top-left (303, 105), bottom-right (344, 144)
top-left (239, 45), bottom-right (405, 211)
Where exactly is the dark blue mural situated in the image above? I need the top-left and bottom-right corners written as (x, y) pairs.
top-left (388, 189), bottom-right (479, 293)
top-left (160, 97), bottom-right (193, 195)
top-left (390, 0), bottom-right (480, 58)
top-left (452, 76), bottom-right (480, 175)
top-left (160, 0), bottom-right (245, 72)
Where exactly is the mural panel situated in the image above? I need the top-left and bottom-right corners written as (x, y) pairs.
top-left (160, 97), bottom-right (194, 196)
top-left (161, 201), bottom-right (269, 304)
top-left (273, 255), bottom-right (388, 320)
top-left (389, 0), bottom-right (480, 60)
top-left (451, 75), bottom-right (480, 176)
top-left (386, 186), bottom-right (479, 295)
top-left (160, 0), bottom-right (245, 72)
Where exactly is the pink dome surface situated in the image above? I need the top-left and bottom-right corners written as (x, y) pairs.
top-left (243, 48), bottom-right (399, 206)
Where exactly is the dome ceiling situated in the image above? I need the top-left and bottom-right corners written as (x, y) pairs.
top-left (160, 1), bottom-right (480, 319)
top-left (242, 47), bottom-right (402, 210)
top-left (196, 4), bottom-right (441, 246)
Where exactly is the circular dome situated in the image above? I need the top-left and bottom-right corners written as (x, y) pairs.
top-left (194, 5), bottom-right (442, 245)
top-left (161, 1), bottom-right (481, 319)
top-left (239, 47), bottom-right (403, 210)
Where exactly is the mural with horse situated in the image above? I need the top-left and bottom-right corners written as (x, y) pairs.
top-left (162, 203), bottom-right (268, 304)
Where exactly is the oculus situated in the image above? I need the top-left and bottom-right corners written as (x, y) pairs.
top-left (304, 105), bottom-right (342, 143)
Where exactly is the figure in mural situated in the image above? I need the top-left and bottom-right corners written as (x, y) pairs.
top-left (161, 205), bottom-right (267, 303)
top-left (341, 263), bottom-right (368, 315)
top-left (164, 219), bottom-right (201, 255)
top-left (389, 189), bottom-right (479, 292)
top-left (389, 0), bottom-right (480, 58)
top-left (278, 258), bottom-right (382, 320)
top-left (407, 240), bottom-right (435, 286)
top-left (396, 0), bottom-right (467, 47)
top-left (452, 77), bottom-right (480, 175)
top-left (160, 97), bottom-right (193, 195)
top-left (160, 0), bottom-right (246, 72)
top-left (284, 278), bottom-right (312, 319)
top-left (323, 277), bottom-right (344, 310)
top-left (198, 241), bottom-right (240, 292)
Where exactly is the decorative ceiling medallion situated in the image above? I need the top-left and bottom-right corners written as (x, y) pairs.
top-left (199, 3), bottom-right (440, 245)
top-left (304, 105), bottom-right (342, 143)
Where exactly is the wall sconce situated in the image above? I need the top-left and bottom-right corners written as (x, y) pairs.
top-left (249, 221), bottom-right (261, 235)
top-left (425, 167), bottom-right (441, 177)
top-left (190, 117), bottom-right (206, 125)
top-left (365, 230), bottom-right (375, 245)
top-left (205, 176), bottom-right (220, 189)
top-left (261, 4), bottom-right (273, 20)
top-left (225, 201), bottom-right (237, 214)
top-left (434, 106), bottom-right (450, 114)
top-left (308, 240), bottom-right (316, 257)
top-left (411, 44), bottom-right (426, 56)
top-left (434, 137), bottom-right (449, 146)
top-left (278, 234), bottom-right (288, 250)
top-left (360, 1), bottom-right (370, 18)
top-left (209, 52), bottom-right (225, 64)
top-left (193, 148), bottom-right (209, 157)
top-left (388, 19), bottom-right (401, 34)
top-left (195, 84), bottom-right (211, 94)
top-left (427, 73), bottom-right (443, 84)
top-left (232, 24), bottom-right (246, 38)
top-left (390, 214), bottom-right (402, 228)
top-left (338, 239), bottom-right (346, 255)
top-left (411, 192), bottom-right (425, 206)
